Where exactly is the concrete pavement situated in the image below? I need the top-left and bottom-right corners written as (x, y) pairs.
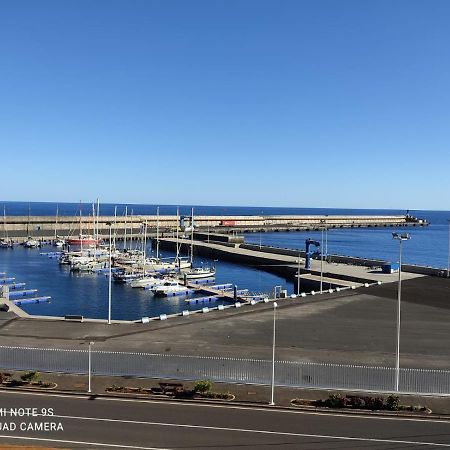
top-left (0, 276), bottom-right (449, 369)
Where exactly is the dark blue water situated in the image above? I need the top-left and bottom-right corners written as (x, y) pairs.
top-left (245, 222), bottom-right (449, 269)
top-left (0, 200), bottom-right (422, 218)
top-left (1, 202), bottom-right (449, 320)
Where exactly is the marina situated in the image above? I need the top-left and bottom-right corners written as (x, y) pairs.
top-left (0, 205), bottom-right (448, 322)
top-left (2, 4), bottom-right (450, 448)
top-left (0, 242), bottom-right (286, 321)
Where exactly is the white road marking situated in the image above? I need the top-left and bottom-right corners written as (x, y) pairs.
top-left (15, 412), bottom-right (450, 447)
top-left (1, 389), bottom-right (450, 424)
top-left (0, 435), bottom-right (168, 449)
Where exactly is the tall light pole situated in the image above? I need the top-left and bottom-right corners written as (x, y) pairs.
top-left (88, 341), bottom-right (94, 393)
top-left (320, 221), bottom-right (324, 294)
top-left (297, 256), bottom-right (301, 295)
top-left (447, 220), bottom-right (450, 278)
top-left (107, 222), bottom-right (112, 325)
top-left (270, 301), bottom-right (278, 405)
top-left (392, 232), bottom-right (410, 392)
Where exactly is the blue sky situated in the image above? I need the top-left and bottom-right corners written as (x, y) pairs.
top-left (1, 0), bottom-right (449, 209)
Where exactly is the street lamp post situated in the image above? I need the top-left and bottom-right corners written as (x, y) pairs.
top-left (447, 220), bottom-right (450, 278)
top-left (392, 232), bottom-right (410, 392)
top-left (88, 341), bottom-right (94, 393)
top-left (320, 223), bottom-right (324, 294)
top-left (297, 255), bottom-right (301, 295)
top-left (107, 222), bottom-right (112, 325)
top-left (270, 301), bottom-right (278, 405)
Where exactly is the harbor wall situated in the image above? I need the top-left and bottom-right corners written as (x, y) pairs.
top-left (1, 214), bottom-right (427, 241)
top-left (157, 239), bottom-right (376, 288)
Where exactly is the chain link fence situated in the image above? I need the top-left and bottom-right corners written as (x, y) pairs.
top-left (0, 345), bottom-right (449, 395)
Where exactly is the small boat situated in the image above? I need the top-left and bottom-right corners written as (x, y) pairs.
top-left (0, 238), bottom-right (13, 248)
top-left (71, 260), bottom-right (107, 272)
top-left (113, 271), bottom-right (141, 283)
top-left (54, 237), bottom-right (66, 247)
top-left (176, 258), bottom-right (192, 270)
top-left (179, 266), bottom-right (216, 279)
top-left (114, 249), bottom-right (143, 266)
top-left (67, 234), bottom-right (99, 247)
top-left (23, 237), bottom-right (40, 248)
top-left (70, 255), bottom-right (108, 272)
top-left (152, 280), bottom-right (189, 296)
top-left (129, 276), bottom-right (162, 288)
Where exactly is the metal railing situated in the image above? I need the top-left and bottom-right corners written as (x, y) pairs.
top-left (0, 345), bottom-right (449, 395)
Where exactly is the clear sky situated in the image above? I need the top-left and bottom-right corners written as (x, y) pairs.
top-left (1, 0), bottom-right (449, 209)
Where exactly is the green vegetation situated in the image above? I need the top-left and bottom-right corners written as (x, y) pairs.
top-left (20, 371), bottom-right (40, 384)
top-left (194, 380), bottom-right (213, 394)
top-left (386, 394), bottom-right (400, 411)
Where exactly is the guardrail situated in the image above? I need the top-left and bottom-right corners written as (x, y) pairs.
top-left (0, 345), bottom-right (448, 396)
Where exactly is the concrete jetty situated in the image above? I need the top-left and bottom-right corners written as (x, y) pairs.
top-left (2, 213), bottom-right (427, 242)
top-left (158, 237), bottom-right (423, 291)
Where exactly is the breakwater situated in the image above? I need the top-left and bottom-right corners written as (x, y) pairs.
top-left (1, 214), bottom-right (427, 241)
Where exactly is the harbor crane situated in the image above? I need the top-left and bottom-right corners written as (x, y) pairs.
top-left (305, 238), bottom-right (320, 270)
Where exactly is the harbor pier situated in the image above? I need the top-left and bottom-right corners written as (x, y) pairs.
top-left (2, 213), bottom-right (427, 242)
top-left (157, 237), bottom-right (422, 292)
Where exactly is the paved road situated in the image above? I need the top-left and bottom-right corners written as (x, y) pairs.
top-left (0, 391), bottom-right (449, 449)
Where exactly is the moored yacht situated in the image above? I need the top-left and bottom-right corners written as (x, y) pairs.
top-left (152, 280), bottom-right (189, 296)
top-left (179, 266), bottom-right (216, 279)
top-left (23, 237), bottom-right (40, 248)
top-left (67, 234), bottom-right (99, 247)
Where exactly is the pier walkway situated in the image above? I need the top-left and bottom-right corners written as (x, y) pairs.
top-left (158, 238), bottom-right (423, 288)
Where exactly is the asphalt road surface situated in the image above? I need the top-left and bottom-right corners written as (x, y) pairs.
top-left (0, 391), bottom-right (449, 449)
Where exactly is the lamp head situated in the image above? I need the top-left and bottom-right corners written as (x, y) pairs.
top-left (392, 232), bottom-right (410, 241)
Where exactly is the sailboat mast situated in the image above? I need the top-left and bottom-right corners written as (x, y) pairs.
top-left (142, 220), bottom-right (147, 277)
top-left (190, 207), bottom-right (194, 265)
top-left (176, 207), bottom-right (179, 267)
top-left (96, 197), bottom-right (100, 244)
top-left (124, 206), bottom-right (128, 250)
top-left (3, 205), bottom-right (8, 240)
top-left (79, 201), bottom-right (83, 252)
top-left (27, 203), bottom-right (30, 236)
top-left (113, 206), bottom-right (117, 249)
top-left (130, 209), bottom-right (134, 250)
top-left (54, 205), bottom-right (59, 240)
top-left (156, 206), bottom-right (160, 259)
top-left (92, 203), bottom-right (95, 241)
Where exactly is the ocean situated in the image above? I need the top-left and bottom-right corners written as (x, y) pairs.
top-left (2, 201), bottom-right (448, 267)
top-left (0, 202), bottom-right (448, 320)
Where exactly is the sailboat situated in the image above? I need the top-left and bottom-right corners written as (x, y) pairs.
top-left (143, 206), bottom-right (187, 272)
top-left (178, 266), bottom-right (216, 280)
top-left (23, 237), bottom-right (40, 248)
top-left (23, 204), bottom-right (40, 248)
top-left (178, 208), bottom-right (214, 278)
top-left (67, 201), bottom-right (99, 247)
top-left (0, 206), bottom-right (13, 248)
top-left (174, 207), bottom-right (191, 270)
top-left (53, 205), bottom-right (65, 247)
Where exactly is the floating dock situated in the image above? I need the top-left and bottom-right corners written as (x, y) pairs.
top-left (13, 296), bottom-right (51, 306)
top-left (0, 273), bottom-right (51, 310)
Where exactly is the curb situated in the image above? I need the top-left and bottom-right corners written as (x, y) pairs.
top-left (1, 386), bottom-right (450, 420)
top-left (289, 402), bottom-right (440, 419)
